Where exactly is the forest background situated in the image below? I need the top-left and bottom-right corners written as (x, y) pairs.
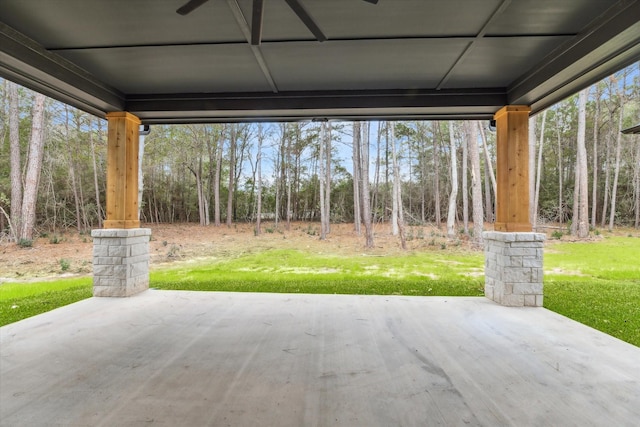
top-left (1, 62), bottom-right (639, 246)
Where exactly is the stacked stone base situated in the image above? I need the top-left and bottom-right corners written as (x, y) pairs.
top-left (483, 231), bottom-right (545, 307)
top-left (92, 228), bottom-right (151, 297)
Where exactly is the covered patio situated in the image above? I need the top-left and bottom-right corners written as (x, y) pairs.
top-left (1, 0), bottom-right (640, 424)
top-left (2, 291), bottom-right (640, 425)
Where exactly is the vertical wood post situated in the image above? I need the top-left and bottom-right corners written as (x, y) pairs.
top-left (104, 112), bottom-right (140, 229)
top-left (494, 106), bottom-right (532, 232)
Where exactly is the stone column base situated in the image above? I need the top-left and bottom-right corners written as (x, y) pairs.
top-left (91, 228), bottom-right (151, 297)
top-left (483, 231), bottom-right (545, 307)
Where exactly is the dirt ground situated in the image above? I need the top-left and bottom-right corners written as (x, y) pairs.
top-left (1, 221), bottom-right (632, 283)
top-left (0, 222), bottom-right (466, 282)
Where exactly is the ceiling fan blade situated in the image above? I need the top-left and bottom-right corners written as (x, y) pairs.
top-left (362, 0), bottom-right (379, 3)
top-left (176, 0), bottom-right (210, 15)
top-left (251, 0), bottom-right (265, 45)
top-left (283, 0), bottom-right (326, 42)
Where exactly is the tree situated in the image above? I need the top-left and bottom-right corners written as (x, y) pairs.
top-left (466, 121), bottom-right (484, 245)
top-left (8, 81), bottom-right (22, 241)
top-left (360, 122), bottom-right (374, 248)
top-left (255, 123), bottom-right (264, 235)
top-left (226, 124), bottom-right (237, 227)
top-left (461, 124), bottom-right (469, 235)
top-left (609, 74), bottom-right (626, 231)
top-left (390, 121), bottom-right (406, 248)
top-left (19, 92), bottom-right (47, 241)
top-left (446, 121), bottom-right (458, 239)
top-left (319, 121), bottom-right (330, 239)
top-left (533, 110), bottom-right (547, 228)
top-left (352, 122), bottom-right (361, 235)
top-left (591, 83), bottom-right (603, 228)
top-left (478, 122), bottom-right (496, 222)
top-left (572, 88), bottom-right (589, 238)
top-left (214, 125), bottom-right (224, 226)
top-left (432, 122), bottom-right (441, 227)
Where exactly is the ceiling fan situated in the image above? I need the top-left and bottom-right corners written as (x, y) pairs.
top-left (176, 0), bottom-right (379, 45)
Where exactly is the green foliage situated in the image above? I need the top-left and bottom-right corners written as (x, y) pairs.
top-left (49, 234), bottom-right (62, 244)
top-left (18, 238), bottom-right (33, 248)
top-left (59, 258), bottom-right (71, 271)
top-left (551, 230), bottom-right (564, 239)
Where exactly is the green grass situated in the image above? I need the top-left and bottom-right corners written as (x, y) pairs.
top-left (1, 236), bottom-right (638, 347)
top-left (543, 237), bottom-right (640, 346)
top-left (150, 248), bottom-right (484, 296)
top-left (0, 278), bottom-right (92, 326)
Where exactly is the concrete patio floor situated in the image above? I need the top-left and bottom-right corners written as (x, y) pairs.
top-left (1, 291), bottom-right (639, 426)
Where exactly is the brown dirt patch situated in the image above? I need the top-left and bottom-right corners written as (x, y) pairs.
top-left (0, 222), bottom-right (461, 282)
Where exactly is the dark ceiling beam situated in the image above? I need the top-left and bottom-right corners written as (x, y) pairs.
top-left (283, 0), bottom-right (327, 42)
top-left (226, 0), bottom-right (278, 92)
top-left (251, 0), bottom-right (265, 46)
top-left (508, 0), bottom-right (640, 114)
top-left (0, 22), bottom-right (124, 116)
top-left (125, 88), bottom-right (507, 124)
top-left (130, 112), bottom-right (497, 125)
top-left (436, 0), bottom-right (512, 90)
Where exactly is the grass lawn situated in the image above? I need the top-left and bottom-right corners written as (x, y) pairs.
top-left (0, 278), bottom-right (93, 326)
top-left (543, 236), bottom-right (640, 347)
top-left (1, 235), bottom-right (638, 347)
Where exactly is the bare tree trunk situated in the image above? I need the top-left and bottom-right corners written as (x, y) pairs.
top-left (372, 122), bottom-right (382, 223)
top-left (557, 123), bottom-right (564, 224)
top-left (138, 132), bottom-right (146, 223)
top-left (571, 166), bottom-right (580, 234)
top-left (529, 116), bottom-right (536, 225)
top-left (255, 123), bottom-right (263, 235)
top-left (575, 88), bottom-right (589, 238)
top-left (286, 126), bottom-right (293, 231)
top-left (353, 122), bottom-right (362, 234)
top-left (462, 125), bottom-right (469, 235)
top-left (478, 122), bottom-right (497, 222)
top-left (189, 161), bottom-right (207, 226)
top-left (601, 127), bottom-right (611, 228)
top-left (447, 121), bottom-right (458, 239)
top-left (20, 92), bottom-right (47, 241)
top-left (389, 122), bottom-right (407, 249)
top-left (90, 118), bottom-right (103, 227)
top-left (591, 85), bottom-right (602, 228)
top-left (226, 125), bottom-right (236, 227)
top-left (324, 122), bottom-right (332, 234)
top-left (64, 106), bottom-right (82, 232)
top-left (390, 121), bottom-right (406, 248)
top-left (483, 154), bottom-right (492, 223)
top-left (467, 121), bottom-right (484, 245)
top-left (609, 85), bottom-right (625, 232)
top-left (214, 126), bottom-right (223, 226)
top-left (390, 122), bottom-right (399, 236)
top-left (432, 122), bottom-right (441, 227)
top-left (361, 122), bottom-right (374, 248)
top-left (8, 82), bottom-right (22, 241)
top-left (319, 122), bottom-right (327, 240)
top-left (533, 110), bottom-right (547, 228)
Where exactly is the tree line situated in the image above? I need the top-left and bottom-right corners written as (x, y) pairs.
top-left (1, 63), bottom-right (639, 247)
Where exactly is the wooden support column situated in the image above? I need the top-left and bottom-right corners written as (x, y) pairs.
top-left (494, 105), bottom-right (532, 232)
top-left (104, 112), bottom-right (141, 229)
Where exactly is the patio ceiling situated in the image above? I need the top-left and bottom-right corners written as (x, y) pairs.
top-left (0, 0), bottom-right (639, 123)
